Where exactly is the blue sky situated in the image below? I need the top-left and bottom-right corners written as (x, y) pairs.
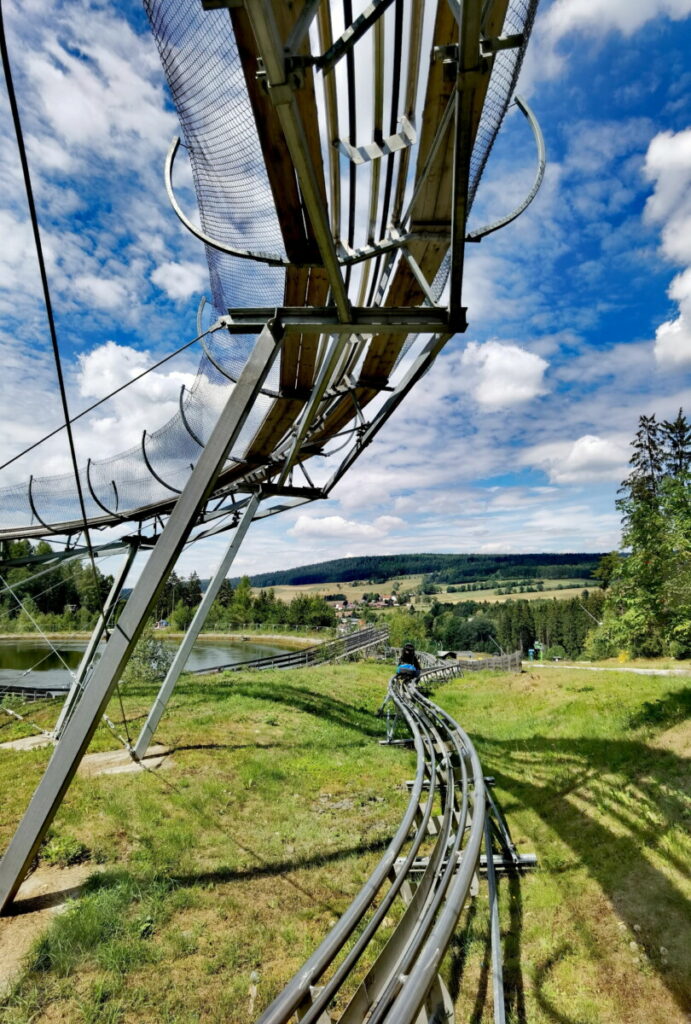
top-left (1, 0), bottom-right (690, 580)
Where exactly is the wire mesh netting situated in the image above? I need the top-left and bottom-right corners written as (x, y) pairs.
top-left (0, 0), bottom-right (539, 540)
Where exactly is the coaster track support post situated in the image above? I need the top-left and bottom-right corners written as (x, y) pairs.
top-left (133, 492), bottom-right (260, 759)
top-left (0, 320), bottom-right (283, 913)
top-left (52, 539), bottom-right (140, 740)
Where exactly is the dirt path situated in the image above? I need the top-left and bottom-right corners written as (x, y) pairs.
top-left (533, 663), bottom-right (691, 677)
top-left (0, 862), bottom-right (97, 996)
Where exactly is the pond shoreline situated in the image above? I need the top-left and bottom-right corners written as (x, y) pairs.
top-left (0, 631), bottom-right (321, 650)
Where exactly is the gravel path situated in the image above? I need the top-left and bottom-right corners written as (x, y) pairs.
top-left (532, 663), bottom-right (691, 677)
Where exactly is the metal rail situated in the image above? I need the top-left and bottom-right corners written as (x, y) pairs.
top-left (0, 685), bottom-right (66, 701)
top-left (190, 625), bottom-right (389, 675)
top-left (256, 672), bottom-right (534, 1024)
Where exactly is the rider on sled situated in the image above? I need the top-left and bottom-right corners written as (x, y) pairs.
top-left (396, 641), bottom-right (421, 683)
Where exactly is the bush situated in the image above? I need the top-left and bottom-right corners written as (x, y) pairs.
top-left (543, 644), bottom-right (567, 660)
top-left (121, 628), bottom-right (173, 686)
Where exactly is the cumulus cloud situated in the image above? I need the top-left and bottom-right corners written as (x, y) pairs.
top-left (459, 340), bottom-right (548, 409)
top-left (76, 340), bottom-right (195, 453)
top-left (544, 0), bottom-right (691, 39)
top-left (151, 261), bottom-right (208, 301)
top-left (644, 129), bottom-right (691, 366)
top-left (644, 128), bottom-right (691, 262)
top-left (523, 434), bottom-right (630, 484)
top-left (24, 24), bottom-right (176, 159)
top-left (288, 514), bottom-right (404, 542)
top-left (75, 274), bottom-right (129, 311)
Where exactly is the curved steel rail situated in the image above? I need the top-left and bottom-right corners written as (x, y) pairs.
top-left (255, 675), bottom-right (493, 1024)
top-left (189, 625), bottom-right (389, 675)
top-left (165, 136), bottom-right (290, 267)
top-left (466, 95), bottom-right (546, 242)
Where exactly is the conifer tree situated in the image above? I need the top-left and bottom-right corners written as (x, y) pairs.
top-left (620, 413), bottom-right (664, 501)
top-left (661, 408), bottom-right (691, 477)
top-left (590, 408), bottom-right (691, 658)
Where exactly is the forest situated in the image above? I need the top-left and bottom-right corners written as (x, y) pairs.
top-left (0, 546), bottom-right (336, 634)
top-left (233, 551), bottom-right (602, 588)
top-left (155, 573), bottom-right (336, 631)
top-left (0, 540), bottom-right (113, 631)
top-left (383, 590), bottom-right (605, 660)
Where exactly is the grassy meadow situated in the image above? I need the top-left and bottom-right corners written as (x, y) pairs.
top-left (267, 575), bottom-right (593, 606)
top-left (0, 661), bottom-right (689, 1023)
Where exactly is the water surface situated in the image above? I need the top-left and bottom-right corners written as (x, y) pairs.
top-left (0, 637), bottom-right (290, 692)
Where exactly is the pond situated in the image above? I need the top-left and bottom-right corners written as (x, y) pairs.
top-left (0, 636), bottom-right (291, 693)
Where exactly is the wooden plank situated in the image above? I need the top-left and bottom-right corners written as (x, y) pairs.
top-left (359, 0), bottom-right (506, 383)
top-left (224, 0), bottom-right (511, 484)
top-left (226, 4), bottom-right (332, 465)
top-left (228, 8), bottom-right (317, 266)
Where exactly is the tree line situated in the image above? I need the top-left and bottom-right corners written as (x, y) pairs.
top-left (0, 540), bottom-right (113, 631)
top-left (586, 409), bottom-right (691, 658)
top-left (0, 545), bottom-right (336, 634)
top-left (385, 590), bottom-right (605, 658)
top-left (160, 574), bottom-right (336, 632)
top-left (235, 551), bottom-right (603, 589)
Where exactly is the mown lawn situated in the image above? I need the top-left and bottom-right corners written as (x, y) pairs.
top-left (0, 662), bottom-right (689, 1023)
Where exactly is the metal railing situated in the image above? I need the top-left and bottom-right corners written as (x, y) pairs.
top-left (256, 673), bottom-right (535, 1024)
top-left (457, 650), bottom-right (522, 672)
top-left (191, 626), bottom-right (389, 675)
top-left (0, 684), bottom-right (67, 701)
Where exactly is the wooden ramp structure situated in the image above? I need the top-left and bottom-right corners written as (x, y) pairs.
top-left (0, 0), bottom-right (542, 544)
top-left (0, 6), bottom-right (544, 1003)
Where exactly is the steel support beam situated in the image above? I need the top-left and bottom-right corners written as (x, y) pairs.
top-left (0, 321), bottom-right (283, 913)
top-left (222, 306), bottom-right (449, 335)
top-left (133, 492), bottom-right (260, 759)
top-left (449, 0), bottom-right (482, 323)
top-left (53, 540), bottom-right (140, 741)
top-left (485, 807), bottom-right (507, 1024)
top-left (243, 2), bottom-right (351, 321)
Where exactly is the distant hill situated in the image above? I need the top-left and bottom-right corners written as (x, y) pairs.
top-left (230, 552), bottom-right (604, 588)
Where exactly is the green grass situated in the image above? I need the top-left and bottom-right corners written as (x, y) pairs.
top-left (1, 662), bottom-right (689, 1023)
top-left (435, 667), bottom-right (690, 1023)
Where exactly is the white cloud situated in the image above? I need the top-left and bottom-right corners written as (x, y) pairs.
top-left (644, 129), bottom-right (691, 366)
top-left (24, 22), bottom-right (176, 160)
top-left (544, 0), bottom-right (691, 39)
top-left (523, 434), bottom-right (630, 484)
top-left (459, 340), bottom-right (548, 409)
top-left (0, 212), bottom-right (40, 298)
top-left (644, 128), bottom-right (691, 262)
top-left (76, 340), bottom-right (196, 454)
top-left (654, 309), bottom-right (691, 367)
top-left (288, 513), bottom-right (404, 542)
top-left (151, 261), bottom-right (208, 301)
top-left (74, 274), bottom-right (129, 311)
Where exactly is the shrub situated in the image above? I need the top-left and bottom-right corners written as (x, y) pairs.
top-left (42, 834), bottom-right (90, 868)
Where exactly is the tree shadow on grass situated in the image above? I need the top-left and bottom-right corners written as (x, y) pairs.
top-left (472, 732), bottom-right (691, 1018)
top-left (627, 685), bottom-right (691, 729)
top-left (125, 677), bottom-right (385, 740)
top-left (9, 834), bottom-right (394, 922)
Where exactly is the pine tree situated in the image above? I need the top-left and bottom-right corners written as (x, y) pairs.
top-left (620, 413), bottom-right (664, 501)
top-left (216, 579), bottom-right (234, 607)
top-left (185, 571), bottom-right (203, 608)
top-left (661, 408), bottom-right (691, 478)
top-left (593, 407), bottom-right (691, 657)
